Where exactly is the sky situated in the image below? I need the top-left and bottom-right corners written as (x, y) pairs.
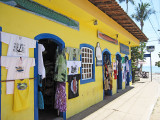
top-left (116, 0), bottom-right (160, 67)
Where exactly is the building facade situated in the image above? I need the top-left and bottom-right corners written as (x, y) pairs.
top-left (0, 0), bottom-right (147, 120)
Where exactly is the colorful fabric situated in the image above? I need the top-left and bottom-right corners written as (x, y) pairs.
top-left (54, 82), bottom-right (66, 112)
top-left (13, 79), bottom-right (30, 111)
top-left (129, 60), bottom-right (132, 82)
top-left (38, 91), bottom-right (44, 109)
top-left (66, 47), bottom-right (81, 61)
top-left (104, 79), bottom-right (109, 90)
top-left (1, 32), bottom-right (36, 57)
top-left (112, 62), bottom-right (116, 70)
top-left (54, 49), bottom-right (67, 82)
top-left (68, 74), bottom-right (81, 99)
top-left (121, 57), bottom-right (125, 63)
top-left (1, 56), bottom-right (35, 94)
top-left (114, 70), bottom-right (117, 79)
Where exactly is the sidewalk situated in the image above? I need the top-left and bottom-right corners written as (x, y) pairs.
top-left (68, 77), bottom-right (160, 120)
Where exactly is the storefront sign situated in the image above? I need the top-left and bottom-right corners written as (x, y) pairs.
top-left (120, 43), bottom-right (129, 55)
top-left (144, 54), bottom-right (151, 57)
top-left (98, 31), bottom-right (118, 45)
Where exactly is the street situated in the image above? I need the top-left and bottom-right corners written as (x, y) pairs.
top-left (69, 74), bottom-right (160, 120)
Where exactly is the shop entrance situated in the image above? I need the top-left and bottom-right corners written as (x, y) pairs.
top-left (116, 53), bottom-right (122, 91)
top-left (125, 56), bottom-right (130, 86)
top-left (38, 39), bottom-right (60, 120)
top-left (34, 33), bottom-right (66, 120)
top-left (102, 50), bottom-right (112, 97)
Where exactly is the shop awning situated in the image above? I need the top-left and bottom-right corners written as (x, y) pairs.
top-left (89, 0), bottom-right (148, 42)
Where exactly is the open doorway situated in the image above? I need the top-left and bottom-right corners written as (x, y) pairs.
top-left (38, 39), bottom-right (60, 120)
top-left (103, 50), bottom-right (112, 97)
top-left (116, 53), bottom-right (122, 91)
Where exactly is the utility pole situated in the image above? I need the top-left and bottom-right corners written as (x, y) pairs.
top-left (150, 52), bottom-right (152, 81)
top-left (147, 46), bottom-right (155, 82)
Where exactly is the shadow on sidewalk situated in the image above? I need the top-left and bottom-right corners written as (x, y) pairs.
top-left (68, 86), bottom-right (134, 120)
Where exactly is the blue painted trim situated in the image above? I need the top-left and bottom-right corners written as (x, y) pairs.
top-left (34, 33), bottom-right (65, 49)
top-left (80, 44), bottom-right (95, 84)
top-left (0, 26), bottom-right (2, 120)
top-left (102, 48), bottom-right (112, 99)
top-left (34, 42), bottom-right (39, 120)
top-left (116, 53), bottom-right (122, 90)
top-left (34, 33), bottom-right (66, 120)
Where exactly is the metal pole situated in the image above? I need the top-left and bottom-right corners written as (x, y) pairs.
top-left (150, 52), bottom-right (152, 81)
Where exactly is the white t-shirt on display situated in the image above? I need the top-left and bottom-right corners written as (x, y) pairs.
top-left (67, 61), bottom-right (81, 75)
top-left (38, 44), bottom-right (46, 79)
top-left (1, 32), bottom-right (36, 57)
top-left (1, 56), bottom-right (35, 94)
top-left (122, 63), bottom-right (126, 82)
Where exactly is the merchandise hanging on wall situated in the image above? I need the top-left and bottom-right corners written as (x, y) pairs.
top-left (122, 63), bottom-right (126, 82)
top-left (112, 62), bottom-right (116, 70)
top-left (107, 65), bottom-right (113, 73)
top-left (13, 79), bottom-right (30, 111)
top-left (54, 82), bottom-right (66, 112)
top-left (1, 32), bottom-right (36, 57)
top-left (67, 61), bottom-right (81, 75)
top-left (68, 74), bottom-right (81, 99)
top-left (54, 49), bottom-right (67, 82)
top-left (95, 42), bottom-right (102, 66)
top-left (1, 56), bottom-right (35, 94)
top-left (38, 44), bottom-right (46, 79)
top-left (129, 60), bottom-right (132, 82)
top-left (66, 47), bottom-right (81, 61)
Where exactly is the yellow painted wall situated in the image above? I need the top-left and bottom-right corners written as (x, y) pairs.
top-left (0, 0), bottom-right (139, 119)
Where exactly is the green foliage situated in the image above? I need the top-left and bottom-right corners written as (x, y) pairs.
top-left (155, 52), bottom-right (160, 67)
top-left (131, 42), bottom-right (146, 69)
top-left (131, 2), bottom-right (155, 31)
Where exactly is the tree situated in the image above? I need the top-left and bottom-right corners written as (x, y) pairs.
top-left (118, 0), bottom-right (134, 13)
top-left (131, 2), bottom-right (155, 31)
top-left (155, 52), bottom-right (160, 67)
top-left (131, 2), bottom-right (154, 73)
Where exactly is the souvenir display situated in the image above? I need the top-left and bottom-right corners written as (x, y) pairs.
top-left (95, 42), bottom-right (102, 66)
top-left (13, 79), bottom-right (30, 111)
top-left (68, 74), bottom-right (81, 99)
top-left (66, 47), bottom-right (81, 61)
top-left (38, 44), bottom-right (46, 79)
top-left (54, 49), bottom-right (67, 82)
top-left (1, 32), bottom-right (36, 57)
top-left (1, 56), bottom-right (35, 94)
top-left (67, 61), bottom-right (81, 75)
top-left (103, 53), bottom-right (112, 95)
top-left (54, 82), bottom-right (66, 112)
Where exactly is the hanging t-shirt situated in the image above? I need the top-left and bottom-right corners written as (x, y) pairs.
top-left (114, 70), bottom-right (117, 79)
top-left (66, 47), bottom-right (81, 61)
top-left (126, 60), bottom-right (129, 72)
top-left (13, 79), bottom-right (30, 111)
top-left (38, 44), bottom-right (45, 79)
top-left (1, 32), bottom-right (36, 57)
top-left (54, 50), bottom-right (67, 82)
top-left (1, 56), bottom-right (35, 94)
top-left (68, 74), bottom-right (81, 99)
top-left (67, 61), bottom-right (81, 75)
top-left (122, 63), bottom-right (126, 82)
top-left (112, 62), bottom-right (116, 70)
